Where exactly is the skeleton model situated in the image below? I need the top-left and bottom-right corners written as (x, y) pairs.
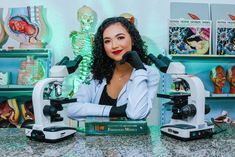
top-left (68, 5), bottom-right (97, 96)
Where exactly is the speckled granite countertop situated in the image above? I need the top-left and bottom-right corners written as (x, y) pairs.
top-left (0, 126), bottom-right (235, 157)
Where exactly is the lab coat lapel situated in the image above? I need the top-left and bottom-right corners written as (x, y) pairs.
top-left (117, 69), bottom-right (135, 101)
top-left (93, 80), bottom-right (106, 103)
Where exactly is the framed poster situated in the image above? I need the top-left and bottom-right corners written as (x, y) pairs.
top-left (4, 6), bottom-right (50, 48)
top-left (211, 4), bottom-right (235, 54)
top-left (169, 19), bottom-right (211, 55)
top-left (216, 20), bottom-right (235, 55)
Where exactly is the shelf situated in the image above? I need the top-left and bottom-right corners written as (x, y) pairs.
top-left (0, 49), bottom-right (51, 58)
top-left (170, 54), bottom-right (235, 62)
top-left (159, 92), bottom-right (235, 99)
top-left (206, 94), bottom-right (235, 99)
top-left (0, 85), bottom-right (33, 97)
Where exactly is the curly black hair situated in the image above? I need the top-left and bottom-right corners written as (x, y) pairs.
top-left (91, 16), bottom-right (150, 84)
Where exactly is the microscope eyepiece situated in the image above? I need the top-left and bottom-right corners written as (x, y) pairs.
top-left (66, 55), bottom-right (83, 74)
top-left (148, 53), bottom-right (170, 73)
top-left (56, 56), bottom-right (69, 65)
top-left (74, 55), bottom-right (83, 63)
top-left (157, 54), bottom-right (164, 59)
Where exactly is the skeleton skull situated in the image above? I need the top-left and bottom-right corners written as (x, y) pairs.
top-left (77, 5), bottom-right (97, 32)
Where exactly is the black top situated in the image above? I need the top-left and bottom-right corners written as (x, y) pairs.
top-left (99, 85), bottom-right (127, 117)
top-left (99, 85), bottom-right (117, 106)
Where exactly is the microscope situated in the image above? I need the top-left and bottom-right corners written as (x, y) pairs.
top-left (148, 54), bottom-right (214, 141)
top-left (25, 55), bottom-right (83, 142)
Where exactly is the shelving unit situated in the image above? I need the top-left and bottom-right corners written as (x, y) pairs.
top-left (170, 54), bottom-right (235, 94)
top-left (206, 95), bottom-right (235, 99)
top-left (160, 54), bottom-right (235, 125)
top-left (0, 49), bottom-right (52, 95)
top-left (0, 49), bottom-right (52, 128)
top-left (170, 54), bottom-right (235, 62)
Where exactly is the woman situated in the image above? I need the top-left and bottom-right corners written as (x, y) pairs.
top-left (67, 17), bottom-right (160, 120)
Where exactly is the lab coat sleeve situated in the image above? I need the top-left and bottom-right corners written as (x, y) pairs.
top-left (126, 66), bottom-right (160, 120)
top-left (67, 80), bottom-right (112, 120)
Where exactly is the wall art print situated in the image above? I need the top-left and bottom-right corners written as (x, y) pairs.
top-left (169, 19), bottom-right (211, 55)
top-left (216, 20), bottom-right (235, 55)
top-left (4, 5), bottom-right (50, 48)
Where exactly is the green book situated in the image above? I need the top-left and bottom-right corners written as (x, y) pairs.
top-left (84, 117), bottom-right (149, 135)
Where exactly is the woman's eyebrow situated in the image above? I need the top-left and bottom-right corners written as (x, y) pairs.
top-left (115, 33), bottom-right (125, 37)
top-left (103, 37), bottom-right (111, 40)
top-left (103, 33), bottom-right (125, 40)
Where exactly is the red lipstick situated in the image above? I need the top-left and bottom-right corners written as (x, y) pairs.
top-left (112, 50), bottom-right (122, 55)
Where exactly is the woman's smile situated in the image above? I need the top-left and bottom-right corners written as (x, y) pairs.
top-left (112, 50), bottom-right (123, 55)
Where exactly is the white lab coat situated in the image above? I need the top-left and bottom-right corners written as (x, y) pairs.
top-left (67, 65), bottom-right (160, 120)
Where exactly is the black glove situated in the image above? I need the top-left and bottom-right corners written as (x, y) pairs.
top-left (109, 104), bottom-right (127, 117)
top-left (120, 51), bottom-right (146, 70)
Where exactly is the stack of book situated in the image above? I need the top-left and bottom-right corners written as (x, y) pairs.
top-left (82, 117), bottom-right (149, 135)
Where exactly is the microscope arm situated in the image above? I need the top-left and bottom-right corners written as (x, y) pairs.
top-left (33, 77), bottom-right (64, 127)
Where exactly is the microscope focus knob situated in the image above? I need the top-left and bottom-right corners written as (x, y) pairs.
top-left (181, 104), bottom-right (196, 119)
top-left (43, 105), bottom-right (57, 116)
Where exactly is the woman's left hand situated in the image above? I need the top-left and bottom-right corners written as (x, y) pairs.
top-left (120, 51), bottom-right (146, 70)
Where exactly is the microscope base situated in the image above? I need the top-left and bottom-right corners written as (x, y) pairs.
top-left (25, 125), bottom-right (76, 143)
top-left (160, 123), bottom-right (214, 141)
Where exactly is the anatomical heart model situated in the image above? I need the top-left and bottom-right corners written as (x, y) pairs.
top-left (227, 66), bottom-right (235, 94)
top-left (0, 8), bottom-right (8, 48)
top-left (4, 5), bottom-right (50, 48)
top-left (210, 65), bottom-right (226, 94)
